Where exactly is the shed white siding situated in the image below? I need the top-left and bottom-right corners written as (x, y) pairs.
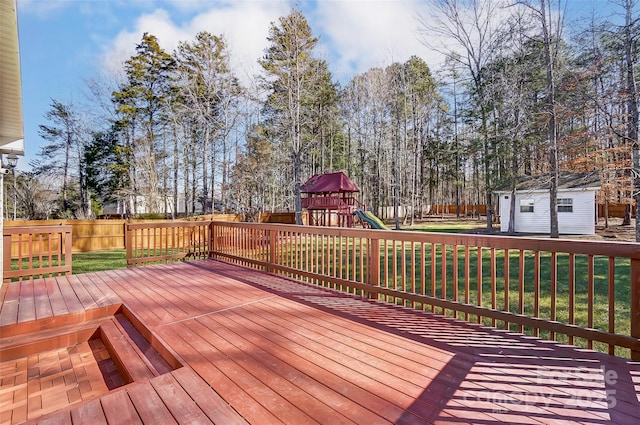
top-left (499, 189), bottom-right (597, 235)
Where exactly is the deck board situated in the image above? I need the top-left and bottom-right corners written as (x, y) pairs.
top-left (0, 282), bottom-right (20, 328)
top-left (110, 269), bottom-right (189, 318)
top-left (2, 258), bottom-right (640, 425)
top-left (31, 280), bottom-right (52, 321)
top-left (16, 281), bottom-right (35, 325)
top-left (171, 367), bottom-right (249, 425)
top-left (148, 373), bottom-right (215, 425)
top-left (53, 277), bottom-right (85, 316)
top-left (42, 278), bottom-right (68, 318)
top-left (102, 269), bottom-right (184, 326)
top-left (156, 322), bottom-right (299, 424)
top-left (161, 321), bottom-right (309, 424)
top-left (186, 305), bottom-right (410, 424)
top-left (125, 380), bottom-right (179, 425)
top-left (80, 273), bottom-right (121, 307)
top-left (69, 398), bottom-right (107, 425)
top-left (185, 316), bottom-right (357, 424)
top-left (99, 389), bottom-right (142, 425)
top-left (64, 276), bottom-right (97, 312)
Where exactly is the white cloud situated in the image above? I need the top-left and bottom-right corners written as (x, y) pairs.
top-left (188, 2), bottom-right (289, 82)
top-left (99, 0), bottom-right (459, 88)
top-left (315, 0), bottom-right (446, 81)
top-left (101, 9), bottom-right (188, 75)
top-left (99, 1), bottom-right (289, 84)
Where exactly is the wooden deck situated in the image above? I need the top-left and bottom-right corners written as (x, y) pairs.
top-left (1, 259), bottom-right (640, 424)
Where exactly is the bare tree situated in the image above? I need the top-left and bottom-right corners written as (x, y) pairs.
top-left (539, 0), bottom-right (564, 238)
top-left (419, 0), bottom-right (504, 229)
top-left (620, 0), bottom-right (640, 240)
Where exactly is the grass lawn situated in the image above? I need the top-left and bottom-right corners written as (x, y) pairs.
top-left (72, 249), bottom-right (127, 274)
top-left (401, 219), bottom-right (486, 233)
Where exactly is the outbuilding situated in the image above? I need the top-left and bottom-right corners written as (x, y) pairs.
top-left (497, 171), bottom-right (601, 235)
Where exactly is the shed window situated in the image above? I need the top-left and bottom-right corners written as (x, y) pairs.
top-left (558, 198), bottom-right (573, 212)
top-left (520, 199), bottom-right (534, 213)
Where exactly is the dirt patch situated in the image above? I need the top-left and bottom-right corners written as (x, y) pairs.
top-left (591, 218), bottom-right (638, 242)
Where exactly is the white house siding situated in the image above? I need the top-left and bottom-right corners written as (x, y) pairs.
top-left (499, 189), bottom-right (596, 235)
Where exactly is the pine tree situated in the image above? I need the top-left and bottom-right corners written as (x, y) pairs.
top-left (260, 9), bottom-right (321, 225)
top-left (175, 32), bottom-right (240, 213)
top-left (112, 33), bottom-right (175, 214)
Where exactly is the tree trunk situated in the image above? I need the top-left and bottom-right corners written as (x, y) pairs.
top-left (481, 108), bottom-right (493, 230)
top-left (541, 0), bottom-right (560, 238)
top-left (202, 127), bottom-right (209, 214)
top-left (508, 189), bottom-right (517, 235)
top-left (172, 125), bottom-right (179, 219)
top-left (623, 203), bottom-right (631, 226)
top-left (293, 152), bottom-right (302, 225)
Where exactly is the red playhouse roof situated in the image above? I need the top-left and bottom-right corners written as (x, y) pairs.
top-left (301, 172), bottom-right (360, 193)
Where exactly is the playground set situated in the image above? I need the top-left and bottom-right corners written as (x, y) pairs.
top-left (301, 172), bottom-right (387, 229)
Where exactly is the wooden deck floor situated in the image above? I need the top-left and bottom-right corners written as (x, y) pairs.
top-left (1, 259), bottom-right (640, 425)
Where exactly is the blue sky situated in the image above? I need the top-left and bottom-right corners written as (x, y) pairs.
top-left (15, 0), bottom-right (616, 170)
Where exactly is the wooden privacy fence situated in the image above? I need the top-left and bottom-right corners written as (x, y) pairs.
top-left (125, 221), bottom-right (640, 360)
top-left (429, 204), bottom-right (487, 216)
top-left (3, 225), bottom-right (73, 281)
top-left (5, 219), bottom-right (136, 252)
top-left (598, 203), bottom-right (636, 218)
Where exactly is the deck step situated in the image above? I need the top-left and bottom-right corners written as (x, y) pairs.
top-left (98, 319), bottom-right (159, 383)
top-left (0, 304), bottom-right (121, 339)
top-left (0, 317), bottom-right (107, 361)
top-left (114, 313), bottom-right (174, 375)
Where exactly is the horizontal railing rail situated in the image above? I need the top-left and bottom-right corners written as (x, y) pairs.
top-left (125, 220), bottom-right (640, 359)
top-left (3, 225), bottom-right (73, 281)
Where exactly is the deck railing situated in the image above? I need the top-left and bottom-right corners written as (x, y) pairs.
top-left (3, 225), bottom-right (73, 281)
top-left (125, 220), bottom-right (640, 360)
top-left (125, 221), bottom-right (212, 267)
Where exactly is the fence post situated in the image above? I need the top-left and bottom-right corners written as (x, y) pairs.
top-left (367, 238), bottom-right (380, 299)
top-left (631, 259), bottom-right (640, 361)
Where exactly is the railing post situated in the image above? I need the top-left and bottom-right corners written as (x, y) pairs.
top-left (125, 223), bottom-right (132, 268)
top-left (268, 229), bottom-right (277, 274)
top-left (631, 258), bottom-right (640, 360)
top-left (367, 238), bottom-right (380, 299)
top-left (3, 232), bottom-right (11, 283)
top-left (209, 221), bottom-right (215, 259)
top-left (64, 227), bottom-right (72, 275)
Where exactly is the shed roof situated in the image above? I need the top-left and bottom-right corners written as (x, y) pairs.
top-left (301, 172), bottom-right (360, 193)
top-left (496, 171), bottom-right (601, 192)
